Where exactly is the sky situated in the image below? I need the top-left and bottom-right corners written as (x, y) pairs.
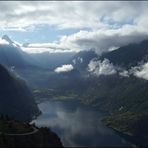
top-left (0, 1), bottom-right (148, 53)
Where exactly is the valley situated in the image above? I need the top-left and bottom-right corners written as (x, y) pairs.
top-left (26, 40), bottom-right (148, 147)
top-left (1, 1), bottom-right (148, 147)
top-left (1, 35), bottom-right (148, 147)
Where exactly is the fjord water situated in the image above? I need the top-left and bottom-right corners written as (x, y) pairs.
top-left (32, 101), bottom-right (134, 147)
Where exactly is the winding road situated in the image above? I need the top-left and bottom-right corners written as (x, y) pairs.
top-left (0, 127), bottom-right (39, 136)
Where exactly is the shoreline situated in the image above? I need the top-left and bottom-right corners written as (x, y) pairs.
top-left (105, 124), bottom-right (148, 147)
top-left (34, 99), bottom-right (148, 147)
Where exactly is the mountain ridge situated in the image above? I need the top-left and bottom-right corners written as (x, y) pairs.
top-left (0, 64), bottom-right (40, 121)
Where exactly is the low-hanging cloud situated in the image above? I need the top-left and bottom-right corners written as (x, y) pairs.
top-left (22, 28), bottom-right (148, 54)
top-left (131, 62), bottom-right (148, 80)
top-left (57, 28), bottom-right (148, 54)
top-left (54, 64), bottom-right (74, 73)
top-left (119, 70), bottom-right (130, 77)
top-left (87, 57), bottom-right (148, 79)
top-left (117, 61), bottom-right (148, 80)
top-left (88, 58), bottom-right (117, 76)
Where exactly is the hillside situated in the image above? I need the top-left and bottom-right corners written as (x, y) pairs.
top-left (100, 40), bottom-right (148, 68)
top-left (0, 64), bottom-right (40, 121)
top-left (70, 50), bottom-right (98, 72)
top-left (0, 117), bottom-right (63, 147)
top-left (29, 51), bottom-right (75, 69)
top-left (0, 43), bottom-right (26, 68)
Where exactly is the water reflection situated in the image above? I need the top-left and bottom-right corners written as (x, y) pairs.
top-left (32, 101), bottom-right (133, 147)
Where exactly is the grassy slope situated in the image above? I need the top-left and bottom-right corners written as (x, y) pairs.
top-left (0, 118), bottom-right (63, 147)
top-left (33, 88), bottom-right (78, 103)
top-left (0, 118), bottom-right (33, 134)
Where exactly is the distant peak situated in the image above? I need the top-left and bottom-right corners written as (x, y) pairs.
top-left (2, 35), bottom-right (13, 44)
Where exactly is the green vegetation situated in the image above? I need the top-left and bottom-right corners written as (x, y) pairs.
top-left (103, 112), bottom-right (148, 138)
top-left (79, 75), bottom-right (148, 138)
top-left (31, 72), bottom-right (148, 140)
top-left (35, 73), bottom-right (148, 139)
top-left (33, 88), bottom-right (78, 102)
top-left (0, 117), bottom-right (33, 134)
top-left (53, 94), bottom-right (78, 101)
top-left (33, 88), bottom-right (56, 102)
top-left (10, 40), bottom-right (148, 141)
top-left (0, 117), bottom-right (63, 147)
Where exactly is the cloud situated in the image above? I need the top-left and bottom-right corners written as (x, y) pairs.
top-left (22, 28), bottom-right (148, 54)
top-left (0, 38), bottom-right (9, 45)
top-left (1, 1), bottom-right (148, 54)
top-left (117, 61), bottom-right (148, 80)
top-left (119, 70), bottom-right (130, 77)
top-left (87, 59), bottom-right (148, 79)
top-left (21, 47), bottom-right (74, 54)
top-left (131, 62), bottom-right (148, 80)
top-left (72, 57), bottom-right (83, 65)
top-left (57, 28), bottom-right (148, 54)
top-left (54, 64), bottom-right (74, 73)
top-left (0, 1), bottom-right (148, 30)
top-left (88, 58), bottom-right (116, 76)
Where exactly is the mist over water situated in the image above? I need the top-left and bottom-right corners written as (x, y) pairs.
top-left (32, 101), bottom-right (133, 147)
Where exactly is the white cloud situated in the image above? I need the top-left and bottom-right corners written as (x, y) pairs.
top-left (119, 70), bottom-right (130, 77)
top-left (117, 61), bottom-right (148, 80)
top-left (88, 58), bottom-right (116, 76)
top-left (132, 62), bottom-right (148, 80)
top-left (73, 57), bottom-right (83, 64)
top-left (58, 28), bottom-right (148, 54)
top-left (22, 28), bottom-right (148, 54)
top-left (0, 38), bottom-right (9, 45)
top-left (72, 59), bottom-right (76, 65)
top-left (1, 1), bottom-right (148, 54)
top-left (79, 57), bottom-right (83, 63)
top-left (21, 47), bottom-right (74, 54)
top-left (0, 1), bottom-right (148, 30)
top-left (54, 64), bottom-right (74, 73)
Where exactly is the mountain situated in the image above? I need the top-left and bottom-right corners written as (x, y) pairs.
top-left (99, 40), bottom-right (148, 68)
top-left (70, 50), bottom-right (98, 72)
top-left (0, 64), bottom-right (40, 121)
top-left (1, 34), bottom-right (148, 140)
top-left (29, 51), bottom-right (76, 69)
top-left (65, 39), bottom-right (148, 74)
top-left (0, 35), bottom-right (43, 69)
top-left (0, 42), bottom-right (26, 68)
top-left (68, 40), bottom-right (148, 73)
top-left (0, 35), bottom-right (42, 69)
top-left (2, 35), bottom-right (14, 45)
top-left (0, 35), bottom-right (76, 88)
